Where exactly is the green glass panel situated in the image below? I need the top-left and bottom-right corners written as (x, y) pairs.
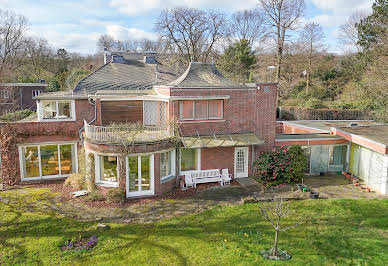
top-left (141, 156), bottom-right (150, 191)
top-left (181, 149), bottom-right (196, 171)
top-left (128, 157), bottom-right (138, 192)
top-left (23, 146), bottom-right (40, 178)
top-left (40, 145), bottom-right (59, 176)
top-left (60, 144), bottom-right (73, 175)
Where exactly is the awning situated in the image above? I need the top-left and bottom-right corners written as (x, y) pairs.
top-left (181, 133), bottom-right (263, 148)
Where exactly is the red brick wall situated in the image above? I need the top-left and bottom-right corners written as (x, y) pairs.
top-left (167, 83), bottom-right (277, 156)
top-left (201, 147), bottom-right (235, 175)
top-left (0, 99), bottom-right (94, 184)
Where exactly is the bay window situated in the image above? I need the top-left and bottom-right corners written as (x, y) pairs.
top-left (40, 100), bottom-right (75, 121)
top-left (20, 143), bottom-right (77, 180)
top-left (179, 100), bottom-right (223, 120)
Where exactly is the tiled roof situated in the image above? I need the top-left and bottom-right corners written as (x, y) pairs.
top-left (73, 58), bottom-right (180, 97)
top-left (167, 62), bottom-right (244, 88)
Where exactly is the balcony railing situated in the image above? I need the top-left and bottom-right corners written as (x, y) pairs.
top-left (84, 120), bottom-right (174, 144)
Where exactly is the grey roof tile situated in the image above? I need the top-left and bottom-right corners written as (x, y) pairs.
top-left (167, 62), bottom-right (244, 88)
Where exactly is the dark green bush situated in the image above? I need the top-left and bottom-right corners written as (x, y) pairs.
top-left (255, 145), bottom-right (307, 184)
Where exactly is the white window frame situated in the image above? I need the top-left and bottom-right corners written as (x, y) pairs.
top-left (95, 154), bottom-right (119, 187)
top-left (126, 154), bottom-right (155, 197)
top-left (179, 100), bottom-right (223, 121)
top-left (38, 100), bottom-right (76, 122)
top-left (32, 90), bottom-right (42, 98)
top-left (179, 148), bottom-right (201, 175)
top-left (19, 142), bottom-right (78, 181)
top-left (160, 149), bottom-right (176, 183)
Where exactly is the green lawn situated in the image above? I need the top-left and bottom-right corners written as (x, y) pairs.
top-left (1, 188), bottom-right (388, 265)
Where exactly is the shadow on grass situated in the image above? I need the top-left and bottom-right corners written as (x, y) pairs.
top-left (1, 197), bottom-right (388, 265)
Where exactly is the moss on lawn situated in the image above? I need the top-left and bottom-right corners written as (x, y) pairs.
top-left (1, 188), bottom-right (388, 265)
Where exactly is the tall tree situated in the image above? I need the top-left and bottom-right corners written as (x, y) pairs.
top-left (24, 37), bottom-right (54, 79)
top-left (357, 0), bottom-right (388, 49)
top-left (259, 0), bottom-right (305, 81)
top-left (154, 7), bottom-right (227, 63)
top-left (97, 34), bottom-right (116, 51)
top-left (298, 22), bottom-right (325, 93)
top-left (0, 9), bottom-right (28, 80)
top-left (217, 39), bottom-right (257, 82)
top-left (229, 9), bottom-right (267, 50)
top-left (338, 10), bottom-right (368, 51)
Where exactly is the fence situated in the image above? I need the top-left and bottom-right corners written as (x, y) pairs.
top-left (278, 106), bottom-right (372, 121)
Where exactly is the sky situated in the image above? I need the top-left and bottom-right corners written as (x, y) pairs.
top-left (0, 0), bottom-right (374, 55)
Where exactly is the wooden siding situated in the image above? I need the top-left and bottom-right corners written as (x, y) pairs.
top-left (101, 100), bottom-right (143, 125)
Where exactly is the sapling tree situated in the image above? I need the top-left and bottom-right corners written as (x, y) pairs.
top-left (258, 194), bottom-right (301, 260)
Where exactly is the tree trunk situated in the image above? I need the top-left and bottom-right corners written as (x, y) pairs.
top-left (272, 229), bottom-right (279, 257)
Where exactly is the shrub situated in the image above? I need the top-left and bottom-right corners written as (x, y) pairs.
top-left (106, 188), bottom-right (125, 203)
top-left (85, 191), bottom-right (104, 202)
top-left (255, 145), bottom-right (307, 184)
top-left (0, 109), bottom-right (34, 122)
top-left (64, 173), bottom-right (85, 190)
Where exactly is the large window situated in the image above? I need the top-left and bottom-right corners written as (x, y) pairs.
top-left (160, 151), bottom-right (173, 178)
top-left (20, 143), bottom-right (77, 180)
top-left (179, 100), bottom-right (223, 120)
top-left (40, 100), bottom-right (74, 120)
top-left (99, 156), bottom-right (118, 183)
top-left (180, 148), bottom-right (199, 172)
top-left (126, 155), bottom-right (154, 197)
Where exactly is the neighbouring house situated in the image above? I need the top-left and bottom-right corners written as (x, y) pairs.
top-left (0, 51), bottom-right (277, 198)
top-left (0, 83), bottom-right (47, 115)
top-left (276, 120), bottom-right (388, 194)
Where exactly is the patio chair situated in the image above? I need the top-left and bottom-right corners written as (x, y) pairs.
top-left (185, 173), bottom-right (195, 189)
top-left (221, 168), bottom-right (232, 185)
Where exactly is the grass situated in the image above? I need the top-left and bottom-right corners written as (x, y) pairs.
top-left (1, 188), bottom-right (388, 265)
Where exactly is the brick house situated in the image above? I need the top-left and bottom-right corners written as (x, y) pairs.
top-left (0, 52), bottom-right (277, 198)
top-left (0, 83), bottom-right (47, 115)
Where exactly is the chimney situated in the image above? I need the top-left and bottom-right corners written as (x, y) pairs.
top-left (143, 55), bottom-right (157, 64)
top-left (112, 55), bottom-right (125, 64)
top-left (103, 48), bottom-right (111, 64)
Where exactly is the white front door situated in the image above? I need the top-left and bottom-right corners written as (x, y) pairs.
top-left (126, 154), bottom-right (154, 197)
top-left (234, 147), bottom-right (249, 178)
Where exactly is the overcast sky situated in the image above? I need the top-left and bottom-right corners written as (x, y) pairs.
top-left (0, 0), bottom-right (373, 54)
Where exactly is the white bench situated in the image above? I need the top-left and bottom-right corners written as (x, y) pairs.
top-left (184, 169), bottom-right (223, 188)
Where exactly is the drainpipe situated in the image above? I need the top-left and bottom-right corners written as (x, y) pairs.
top-left (78, 96), bottom-right (97, 141)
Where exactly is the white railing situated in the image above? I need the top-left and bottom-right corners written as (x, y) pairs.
top-left (84, 120), bottom-right (174, 144)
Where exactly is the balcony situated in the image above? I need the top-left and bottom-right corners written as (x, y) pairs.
top-left (84, 120), bottom-right (174, 144)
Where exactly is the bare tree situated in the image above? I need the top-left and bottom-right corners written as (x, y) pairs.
top-left (229, 8), bottom-right (268, 50)
top-left (154, 7), bottom-right (227, 63)
top-left (259, 0), bottom-right (305, 81)
top-left (96, 34), bottom-right (116, 51)
top-left (0, 9), bottom-right (28, 80)
top-left (338, 10), bottom-right (369, 52)
top-left (24, 37), bottom-right (54, 79)
top-left (258, 195), bottom-right (301, 259)
top-left (298, 22), bottom-right (326, 92)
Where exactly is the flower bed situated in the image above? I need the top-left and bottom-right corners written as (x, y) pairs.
top-left (61, 235), bottom-right (98, 251)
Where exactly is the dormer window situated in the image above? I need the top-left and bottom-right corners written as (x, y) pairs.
top-left (38, 100), bottom-right (75, 121)
top-left (179, 100), bottom-right (223, 121)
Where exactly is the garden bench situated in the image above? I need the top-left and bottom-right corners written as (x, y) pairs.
top-left (185, 169), bottom-right (223, 188)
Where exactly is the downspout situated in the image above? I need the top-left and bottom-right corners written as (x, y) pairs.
top-left (79, 95), bottom-right (97, 141)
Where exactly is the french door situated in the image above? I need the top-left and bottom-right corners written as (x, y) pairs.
top-left (234, 147), bottom-right (249, 178)
top-left (126, 154), bottom-right (154, 197)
